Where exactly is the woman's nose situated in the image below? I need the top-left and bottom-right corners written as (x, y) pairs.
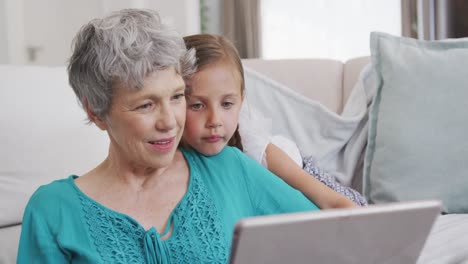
top-left (155, 104), bottom-right (177, 131)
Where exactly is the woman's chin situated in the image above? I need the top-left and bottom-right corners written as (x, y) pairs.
top-left (143, 146), bottom-right (179, 168)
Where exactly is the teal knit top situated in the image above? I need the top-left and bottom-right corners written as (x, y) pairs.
top-left (18, 147), bottom-right (319, 263)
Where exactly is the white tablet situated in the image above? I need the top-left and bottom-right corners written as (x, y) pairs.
top-left (229, 200), bottom-right (441, 264)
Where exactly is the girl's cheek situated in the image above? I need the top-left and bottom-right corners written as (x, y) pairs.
top-left (184, 115), bottom-right (201, 134)
top-left (186, 113), bottom-right (200, 126)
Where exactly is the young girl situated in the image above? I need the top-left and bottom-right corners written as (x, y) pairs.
top-left (182, 34), bottom-right (367, 208)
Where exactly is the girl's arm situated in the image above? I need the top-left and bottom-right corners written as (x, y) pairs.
top-left (264, 143), bottom-right (357, 209)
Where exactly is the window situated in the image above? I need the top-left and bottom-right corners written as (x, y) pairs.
top-left (261, 0), bottom-right (401, 61)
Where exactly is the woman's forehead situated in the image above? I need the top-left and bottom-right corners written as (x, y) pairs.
top-left (113, 68), bottom-right (185, 100)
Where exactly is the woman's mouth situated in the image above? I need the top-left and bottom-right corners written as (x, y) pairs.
top-left (148, 137), bottom-right (176, 152)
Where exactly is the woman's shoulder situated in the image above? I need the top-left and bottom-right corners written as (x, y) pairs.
top-left (26, 176), bottom-right (78, 210)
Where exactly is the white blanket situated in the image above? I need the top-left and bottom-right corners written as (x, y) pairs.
top-left (243, 65), bottom-right (376, 187)
top-left (417, 214), bottom-right (468, 263)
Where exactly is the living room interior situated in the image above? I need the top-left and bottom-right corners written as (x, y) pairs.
top-left (1, 0), bottom-right (468, 263)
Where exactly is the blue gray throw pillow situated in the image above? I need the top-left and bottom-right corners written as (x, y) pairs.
top-left (363, 32), bottom-right (468, 213)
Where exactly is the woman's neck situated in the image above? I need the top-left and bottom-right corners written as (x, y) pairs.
top-left (98, 149), bottom-right (184, 191)
top-left (75, 150), bottom-right (190, 232)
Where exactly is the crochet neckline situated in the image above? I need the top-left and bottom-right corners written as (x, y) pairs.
top-left (67, 149), bottom-right (194, 238)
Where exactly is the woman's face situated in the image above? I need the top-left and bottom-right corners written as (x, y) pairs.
top-left (183, 62), bottom-right (243, 156)
top-left (100, 67), bottom-right (186, 170)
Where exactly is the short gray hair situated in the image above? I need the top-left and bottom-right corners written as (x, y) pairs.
top-left (68, 8), bottom-right (195, 119)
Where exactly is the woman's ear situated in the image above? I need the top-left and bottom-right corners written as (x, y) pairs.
top-left (84, 99), bottom-right (107, 131)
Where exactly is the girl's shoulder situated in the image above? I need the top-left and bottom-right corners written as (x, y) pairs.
top-left (180, 146), bottom-right (251, 174)
top-left (180, 146), bottom-right (243, 160)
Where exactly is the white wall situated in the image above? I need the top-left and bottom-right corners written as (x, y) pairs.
top-left (23, 0), bottom-right (103, 65)
top-left (0, 0), bottom-right (8, 63)
top-left (2, 0), bottom-right (200, 65)
top-left (201, 0), bottom-right (222, 34)
top-left (151, 0), bottom-right (200, 36)
top-left (102, 0), bottom-right (200, 35)
top-left (1, 0), bottom-right (27, 64)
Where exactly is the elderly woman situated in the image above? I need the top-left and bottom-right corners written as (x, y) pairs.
top-left (17, 9), bottom-right (319, 263)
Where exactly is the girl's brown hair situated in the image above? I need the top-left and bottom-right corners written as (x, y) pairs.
top-left (183, 34), bottom-right (244, 151)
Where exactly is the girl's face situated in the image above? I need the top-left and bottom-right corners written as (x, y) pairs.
top-left (184, 62), bottom-right (243, 156)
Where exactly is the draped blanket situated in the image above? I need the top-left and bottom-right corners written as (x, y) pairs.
top-left (243, 65), bottom-right (376, 187)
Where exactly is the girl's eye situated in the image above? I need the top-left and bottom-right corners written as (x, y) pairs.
top-left (189, 103), bottom-right (204, 111)
top-left (222, 102), bottom-right (234, 108)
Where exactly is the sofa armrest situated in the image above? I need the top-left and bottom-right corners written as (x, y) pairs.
top-left (0, 224), bottom-right (21, 264)
top-left (343, 56), bottom-right (371, 106)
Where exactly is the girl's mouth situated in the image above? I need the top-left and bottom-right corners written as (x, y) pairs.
top-left (204, 135), bottom-right (223, 143)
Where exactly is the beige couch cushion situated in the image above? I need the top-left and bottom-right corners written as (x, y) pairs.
top-left (242, 59), bottom-right (344, 113)
top-left (0, 225), bottom-right (21, 263)
top-left (343, 57), bottom-right (371, 105)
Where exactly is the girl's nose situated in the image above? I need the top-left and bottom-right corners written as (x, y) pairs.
top-left (207, 109), bottom-right (222, 128)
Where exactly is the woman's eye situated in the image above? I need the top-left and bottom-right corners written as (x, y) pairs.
top-left (136, 103), bottom-right (153, 110)
top-left (172, 93), bottom-right (185, 100)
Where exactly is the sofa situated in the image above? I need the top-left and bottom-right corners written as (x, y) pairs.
top-left (1, 55), bottom-right (467, 263)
